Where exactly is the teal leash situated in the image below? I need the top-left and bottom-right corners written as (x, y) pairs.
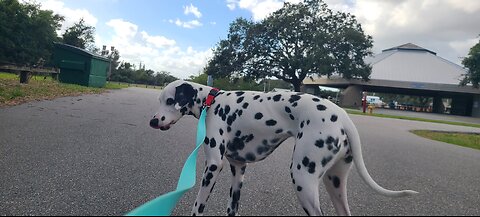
top-left (126, 108), bottom-right (208, 216)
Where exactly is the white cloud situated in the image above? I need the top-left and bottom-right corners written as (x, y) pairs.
top-left (103, 19), bottom-right (211, 79)
top-left (170, 19), bottom-right (203, 29)
top-left (184, 4), bottom-right (202, 18)
top-left (141, 31), bottom-right (176, 48)
top-left (27, 0), bottom-right (98, 34)
top-left (226, 0), bottom-right (301, 21)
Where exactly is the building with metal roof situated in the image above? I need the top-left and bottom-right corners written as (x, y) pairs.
top-left (303, 43), bottom-right (480, 117)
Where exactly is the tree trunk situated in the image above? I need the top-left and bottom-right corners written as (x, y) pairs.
top-left (292, 80), bottom-right (302, 92)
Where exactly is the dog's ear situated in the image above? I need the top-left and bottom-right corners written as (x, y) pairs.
top-left (174, 83), bottom-right (196, 110)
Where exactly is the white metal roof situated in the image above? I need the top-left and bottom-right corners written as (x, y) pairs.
top-left (365, 43), bottom-right (467, 85)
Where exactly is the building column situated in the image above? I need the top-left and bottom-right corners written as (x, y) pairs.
top-left (432, 97), bottom-right (445, 114)
top-left (339, 85), bottom-right (363, 108)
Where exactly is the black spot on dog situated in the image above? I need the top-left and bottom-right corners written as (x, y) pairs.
top-left (161, 116), bottom-right (166, 121)
top-left (289, 95), bottom-right (301, 103)
top-left (297, 164), bottom-right (301, 170)
top-left (210, 165), bottom-right (218, 172)
top-left (227, 114), bottom-right (237, 126)
top-left (341, 129), bottom-right (345, 135)
top-left (308, 162), bottom-right (316, 174)
top-left (276, 129), bottom-right (283, 134)
top-left (253, 95), bottom-right (260, 100)
top-left (297, 186), bottom-right (303, 191)
top-left (300, 121), bottom-right (305, 128)
top-left (242, 103), bottom-right (249, 109)
top-left (204, 137), bottom-right (210, 145)
top-left (235, 91), bottom-right (245, 96)
top-left (315, 139), bottom-right (324, 148)
top-left (333, 176), bottom-right (341, 188)
top-left (317, 104), bottom-right (327, 111)
top-left (331, 115), bottom-right (338, 122)
top-left (292, 102), bottom-right (298, 107)
top-left (214, 104), bottom-right (221, 115)
top-left (273, 94), bottom-right (282, 102)
top-left (220, 144), bottom-right (226, 156)
top-left (224, 105), bottom-right (231, 115)
top-left (227, 126), bottom-right (232, 133)
top-left (313, 98), bottom-right (321, 102)
top-left (322, 156), bottom-right (333, 167)
top-left (266, 120), bottom-right (277, 126)
top-left (237, 97), bottom-right (244, 104)
top-left (345, 155), bottom-right (353, 164)
top-left (219, 128), bottom-right (224, 135)
top-left (236, 130), bottom-right (242, 137)
top-left (297, 132), bottom-right (303, 139)
top-left (267, 97), bottom-right (272, 100)
top-left (174, 83), bottom-right (197, 108)
top-left (198, 204), bottom-right (205, 213)
top-left (210, 138), bottom-right (217, 148)
top-left (302, 157), bottom-right (310, 167)
top-left (246, 153), bottom-right (256, 161)
top-left (285, 106), bottom-right (292, 113)
top-left (255, 113), bottom-right (263, 120)
top-left (230, 165), bottom-right (236, 176)
top-left (227, 137), bottom-right (245, 151)
top-left (289, 114), bottom-right (295, 120)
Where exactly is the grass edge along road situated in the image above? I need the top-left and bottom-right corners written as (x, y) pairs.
top-left (411, 130), bottom-right (480, 151)
top-left (0, 72), bottom-right (128, 107)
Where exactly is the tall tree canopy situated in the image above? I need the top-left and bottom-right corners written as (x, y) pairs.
top-left (205, 0), bottom-right (373, 91)
top-left (0, 0), bottom-right (64, 66)
top-left (461, 37), bottom-right (480, 88)
top-left (62, 18), bottom-right (96, 51)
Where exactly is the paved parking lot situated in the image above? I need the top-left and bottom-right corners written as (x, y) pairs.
top-left (1, 87), bottom-right (479, 216)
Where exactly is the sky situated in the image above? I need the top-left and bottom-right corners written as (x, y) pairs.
top-left (26, 0), bottom-right (480, 79)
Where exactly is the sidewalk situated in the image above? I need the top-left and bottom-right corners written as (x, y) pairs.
top-left (350, 108), bottom-right (480, 125)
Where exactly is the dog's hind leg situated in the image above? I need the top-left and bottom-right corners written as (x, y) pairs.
top-left (323, 149), bottom-right (353, 216)
top-left (226, 160), bottom-right (247, 216)
top-left (291, 141), bottom-right (327, 216)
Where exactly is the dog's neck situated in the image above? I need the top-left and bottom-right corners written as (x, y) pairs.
top-left (184, 82), bottom-right (219, 119)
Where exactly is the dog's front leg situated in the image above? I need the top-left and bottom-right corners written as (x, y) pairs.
top-left (191, 137), bottom-right (225, 216)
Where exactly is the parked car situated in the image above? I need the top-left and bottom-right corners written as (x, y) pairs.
top-left (366, 96), bottom-right (385, 108)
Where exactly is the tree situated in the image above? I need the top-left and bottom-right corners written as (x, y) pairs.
top-left (62, 18), bottom-right (96, 51)
top-left (0, 0), bottom-right (64, 66)
top-left (205, 0), bottom-right (373, 91)
top-left (461, 37), bottom-right (480, 88)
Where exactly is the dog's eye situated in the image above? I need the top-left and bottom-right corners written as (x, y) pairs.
top-left (166, 98), bottom-right (175, 106)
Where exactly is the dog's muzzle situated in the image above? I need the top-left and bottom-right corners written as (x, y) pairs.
top-left (150, 118), bottom-right (171, 131)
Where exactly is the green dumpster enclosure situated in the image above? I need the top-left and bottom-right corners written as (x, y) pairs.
top-left (54, 43), bottom-right (110, 88)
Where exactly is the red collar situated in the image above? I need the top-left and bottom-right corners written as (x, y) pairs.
top-left (203, 88), bottom-right (220, 108)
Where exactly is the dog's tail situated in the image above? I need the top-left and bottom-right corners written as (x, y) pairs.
top-left (342, 114), bottom-right (418, 198)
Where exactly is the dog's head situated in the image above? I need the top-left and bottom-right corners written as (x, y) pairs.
top-left (150, 80), bottom-right (198, 131)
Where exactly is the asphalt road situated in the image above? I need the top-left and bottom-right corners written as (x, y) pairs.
top-left (1, 87), bottom-right (479, 216)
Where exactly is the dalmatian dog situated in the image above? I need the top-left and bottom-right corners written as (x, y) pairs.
top-left (149, 80), bottom-right (418, 216)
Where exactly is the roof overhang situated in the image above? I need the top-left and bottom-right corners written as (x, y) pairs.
top-left (303, 77), bottom-right (480, 97)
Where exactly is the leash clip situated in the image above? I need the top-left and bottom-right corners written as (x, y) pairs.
top-left (203, 88), bottom-right (220, 109)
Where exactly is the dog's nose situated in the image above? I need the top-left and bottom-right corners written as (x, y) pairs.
top-left (150, 118), bottom-right (159, 128)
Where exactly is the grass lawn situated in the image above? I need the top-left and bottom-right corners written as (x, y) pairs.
top-left (411, 130), bottom-right (480, 150)
top-left (0, 72), bottom-right (128, 107)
